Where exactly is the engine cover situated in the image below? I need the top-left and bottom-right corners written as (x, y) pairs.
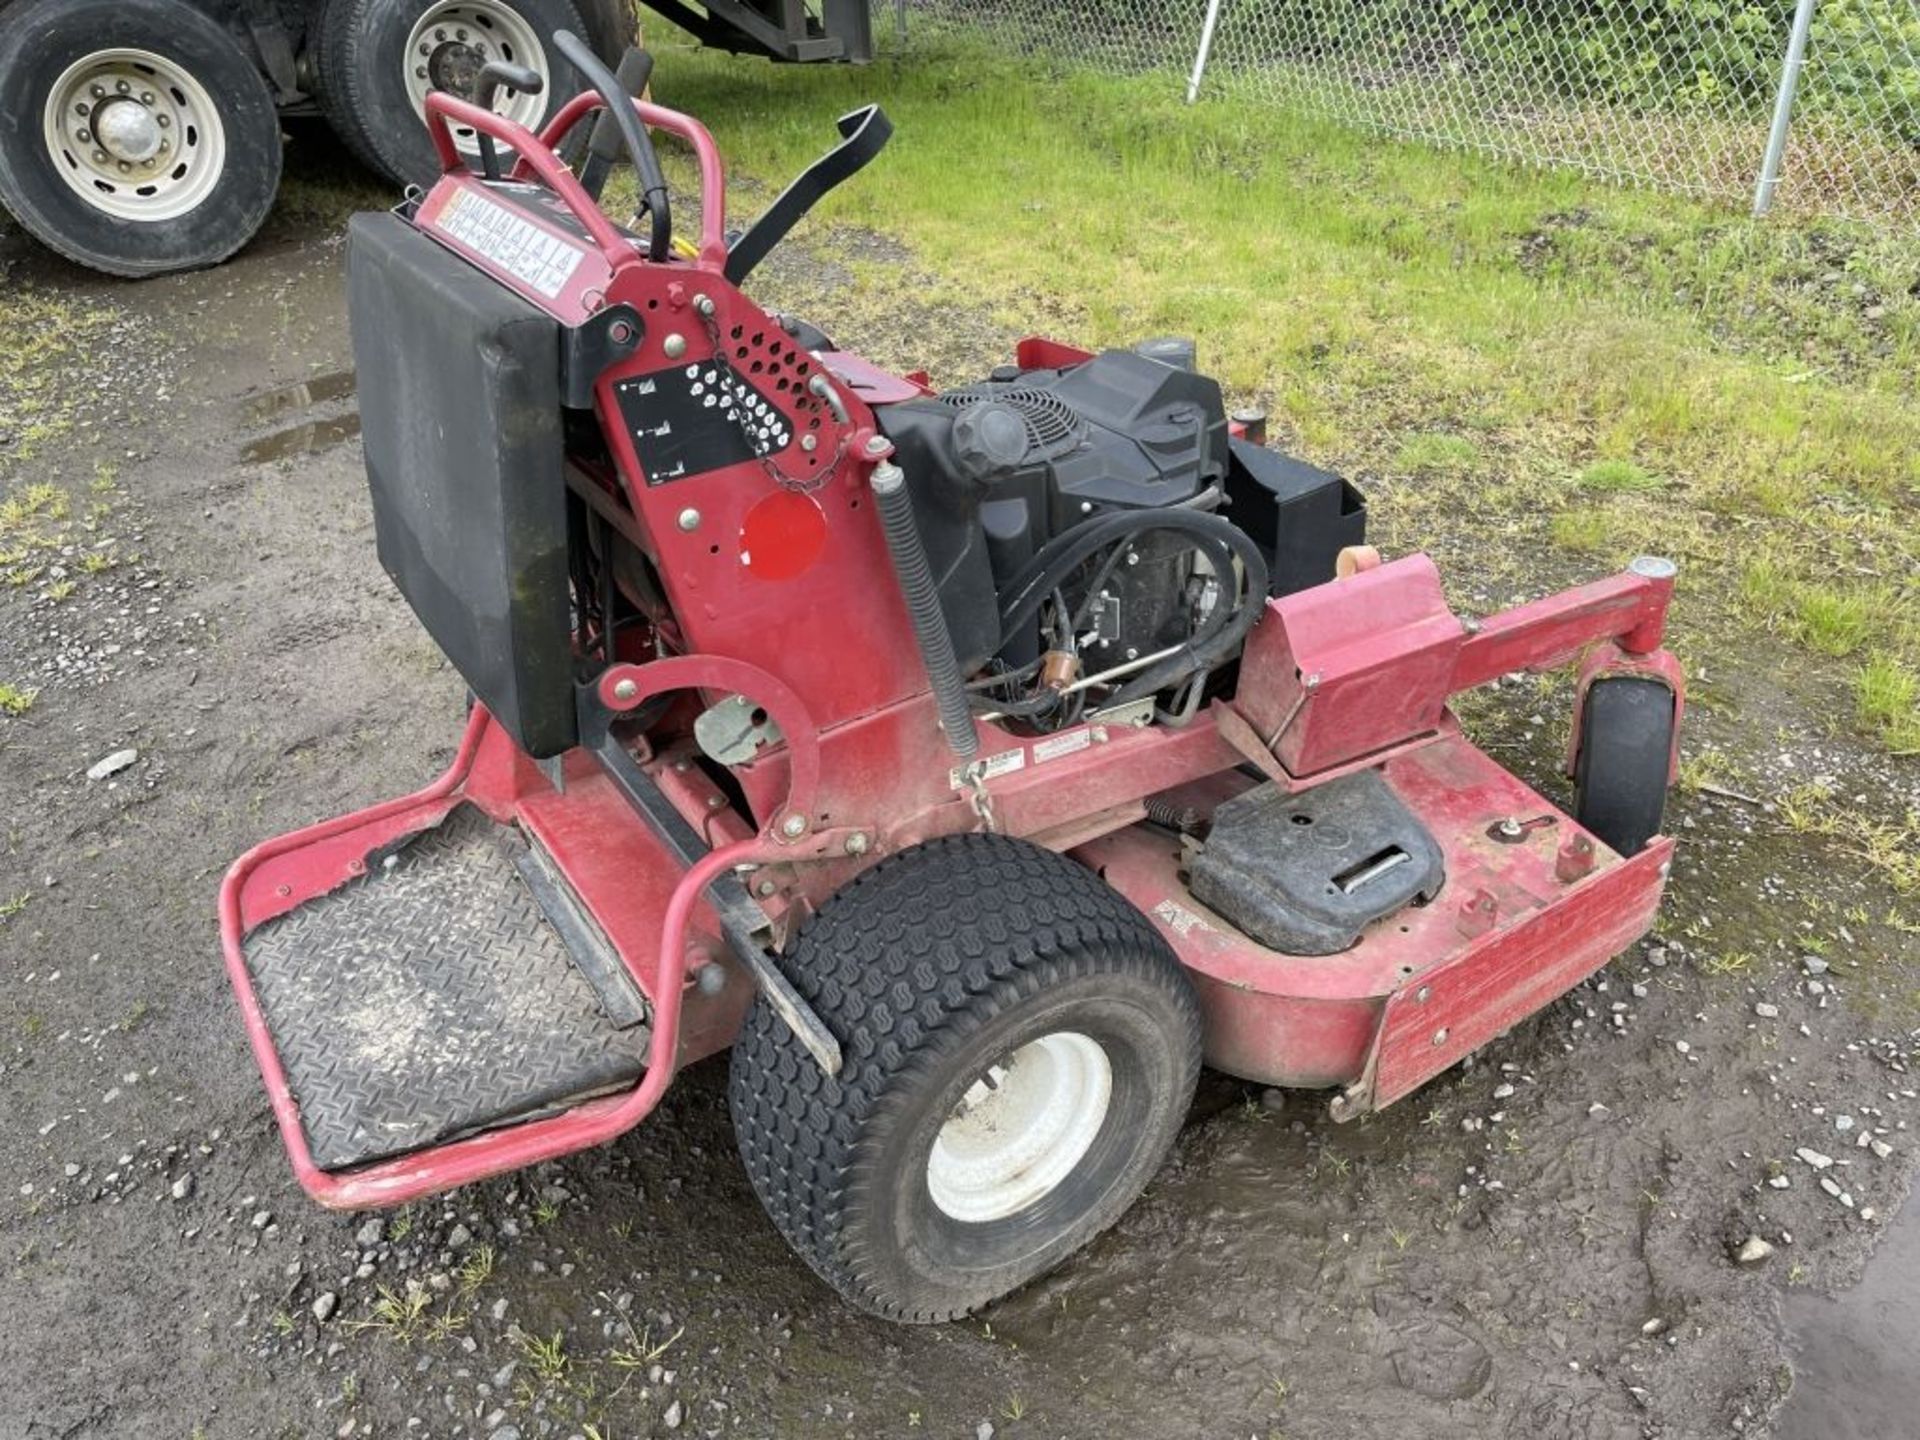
top-left (875, 341), bottom-right (1368, 690)
top-left (877, 348), bottom-right (1230, 673)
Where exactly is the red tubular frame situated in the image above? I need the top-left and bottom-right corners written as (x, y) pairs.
top-left (219, 706), bottom-right (788, 1210)
top-left (531, 93), bottom-right (732, 270)
top-left (1450, 566), bottom-right (1673, 691)
top-left (424, 91), bottom-right (733, 273)
top-left (424, 93), bottom-right (637, 264)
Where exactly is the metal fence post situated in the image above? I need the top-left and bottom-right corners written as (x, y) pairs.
top-left (1753, 0), bottom-right (1819, 215)
top-left (1186, 0), bottom-right (1227, 104)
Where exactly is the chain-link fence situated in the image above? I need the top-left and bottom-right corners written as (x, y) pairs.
top-left (877, 0), bottom-right (1920, 222)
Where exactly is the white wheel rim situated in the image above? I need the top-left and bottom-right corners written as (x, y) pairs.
top-left (926, 1031), bottom-right (1114, 1224)
top-left (403, 1), bottom-right (552, 157)
top-left (41, 49), bottom-right (228, 223)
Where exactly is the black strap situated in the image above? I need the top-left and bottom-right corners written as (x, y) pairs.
top-left (551, 30), bottom-right (671, 261)
top-left (724, 105), bottom-right (892, 284)
top-left (579, 49), bottom-right (656, 202)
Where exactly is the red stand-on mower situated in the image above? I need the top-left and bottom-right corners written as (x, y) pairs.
top-left (219, 37), bottom-right (1685, 1322)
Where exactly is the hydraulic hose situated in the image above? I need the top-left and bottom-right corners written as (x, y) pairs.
top-left (870, 461), bottom-right (979, 763)
top-left (994, 509), bottom-right (1270, 708)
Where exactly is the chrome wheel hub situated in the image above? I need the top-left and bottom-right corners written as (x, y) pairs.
top-left (42, 48), bottom-right (226, 222)
top-left (403, 1), bottom-right (551, 156)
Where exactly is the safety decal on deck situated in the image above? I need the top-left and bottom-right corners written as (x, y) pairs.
top-left (1152, 899), bottom-right (1213, 937)
top-left (948, 749), bottom-right (1027, 790)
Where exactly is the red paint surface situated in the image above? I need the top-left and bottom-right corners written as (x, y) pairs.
top-left (1078, 731), bottom-right (1672, 1097)
top-left (220, 90), bottom-right (1690, 1206)
top-left (739, 489), bottom-right (827, 581)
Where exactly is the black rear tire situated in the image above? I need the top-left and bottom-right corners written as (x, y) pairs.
top-left (728, 833), bottom-right (1202, 1323)
top-left (319, 0), bottom-right (592, 188)
top-left (0, 0), bottom-right (283, 278)
top-left (1574, 677), bottom-right (1676, 857)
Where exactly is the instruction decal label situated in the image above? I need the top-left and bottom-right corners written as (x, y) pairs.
top-left (1031, 728), bottom-right (1094, 764)
top-left (435, 187), bottom-right (585, 299)
top-left (949, 749), bottom-right (1027, 790)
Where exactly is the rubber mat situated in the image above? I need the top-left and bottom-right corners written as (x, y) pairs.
top-left (243, 805), bottom-right (648, 1171)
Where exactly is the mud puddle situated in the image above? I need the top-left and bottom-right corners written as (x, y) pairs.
top-left (240, 412), bottom-right (363, 464)
top-left (246, 369), bottom-right (357, 421)
top-left (238, 369), bottom-right (362, 463)
top-left (1777, 1190), bottom-right (1920, 1439)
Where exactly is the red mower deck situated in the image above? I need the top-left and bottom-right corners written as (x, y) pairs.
top-left (219, 32), bottom-right (1686, 1318)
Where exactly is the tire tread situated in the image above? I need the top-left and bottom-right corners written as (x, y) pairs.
top-left (727, 833), bottom-right (1200, 1323)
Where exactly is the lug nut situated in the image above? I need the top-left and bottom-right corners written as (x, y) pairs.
top-left (416, 66), bottom-right (429, 79)
top-left (140, 91), bottom-right (154, 105)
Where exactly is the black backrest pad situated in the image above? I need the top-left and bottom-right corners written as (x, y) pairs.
top-left (348, 212), bottom-right (575, 758)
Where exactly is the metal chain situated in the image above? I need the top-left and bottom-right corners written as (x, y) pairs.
top-left (963, 763), bottom-right (999, 832)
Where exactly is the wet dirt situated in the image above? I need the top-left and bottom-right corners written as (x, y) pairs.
top-left (2, 141), bottom-right (1917, 1440)
top-left (1776, 1192), bottom-right (1920, 1440)
top-left (241, 413), bottom-right (365, 466)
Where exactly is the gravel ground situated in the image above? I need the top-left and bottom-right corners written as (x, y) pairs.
top-left (1, 141), bottom-right (1916, 1440)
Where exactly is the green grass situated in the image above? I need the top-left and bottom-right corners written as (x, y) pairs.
top-left (1578, 458), bottom-right (1664, 493)
top-left (0, 292), bottom-right (116, 479)
top-left (1796, 585), bottom-right (1876, 657)
top-left (0, 682), bottom-right (36, 716)
top-left (644, 36), bottom-right (1918, 754)
top-left (1857, 656), bottom-right (1920, 753)
top-left (1393, 433), bottom-right (1482, 475)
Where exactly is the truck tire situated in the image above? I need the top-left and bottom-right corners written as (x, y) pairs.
top-left (577, 0), bottom-right (640, 61)
top-left (1573, 676), bottom-right (1676, 857)
top-left (728, 833), bottom-right (1202, 1322)
top-left (0, 0), bottom-right (283, 278)
top-left (317, 0), bottom-right (592, 188)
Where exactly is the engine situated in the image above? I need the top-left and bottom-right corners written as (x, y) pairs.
top-left (878, 341), bottom-right (1368, 731)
